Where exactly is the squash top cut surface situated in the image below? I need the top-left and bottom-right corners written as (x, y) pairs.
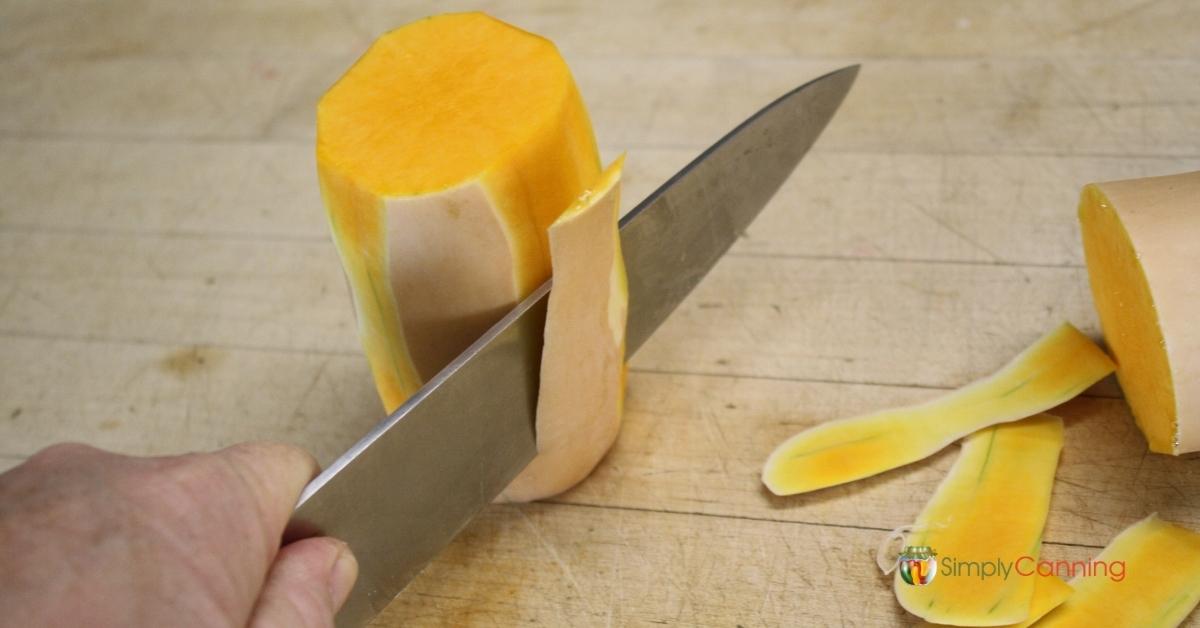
top-left (318, 12), bottom-right (595, 197)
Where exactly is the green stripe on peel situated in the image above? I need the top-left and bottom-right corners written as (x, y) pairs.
top-left (975, 429), bottom-right (999, 485)
top-left (998, 377), bottom-right (1031, 397)
top-left (761, 322), bottom-right (1113, 496)
top-left (788, 434), bottom-right (879, 459)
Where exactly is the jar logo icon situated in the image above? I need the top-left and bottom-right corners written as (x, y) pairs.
top-left (898, 545), bottom-right (938, 586)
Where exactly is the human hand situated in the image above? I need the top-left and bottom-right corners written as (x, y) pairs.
top-left (0, 442), bottom-right (357, 628)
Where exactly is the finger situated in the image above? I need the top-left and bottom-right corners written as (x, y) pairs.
top-left (23, 441), bottom-right (108, 467)
top-left (212, 442), bottom-right (320, 546)
top-left (247, 537), bottom-right (358, 628)
top-left (127, 442), bottom-right (321, 625)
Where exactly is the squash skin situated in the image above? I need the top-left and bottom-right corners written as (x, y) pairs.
top-left (762, 323), bottom-right (1114, 495)
top-left (897, 414), bottom-right (1064, 626)
top-left (499, 158), bottom-right (628, 502)
top-left (1036, 514), bottom-right (1200, 628)
top-left (917, 574), bottom-right (1072, 628)
top-left (1008, 575), bottom-right (1072, 628)
top-left (317, 12), bottom-right (601, 411)
top-left (1079, 171), bottom-right (1200, 455)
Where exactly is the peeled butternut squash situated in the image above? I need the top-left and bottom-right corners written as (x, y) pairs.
top-left (499, 158), bottom-right (628, 502)
top-left (317, 12), bottom-right (601, 410)
top-left (1079, 171), bottom-right (1200, 455)
top-left (318, 13), bottom-right (628, 500)
top-left (896, 414), bottom-right (1064, 626)
top-left (762, 323), bottom-right (1114, 495)
top-left (1037, 514), bottom-right (1200, 627)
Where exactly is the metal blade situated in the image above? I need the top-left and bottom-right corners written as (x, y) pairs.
top-left (285, 64), bottom-right (859, 628)
top-left (621, 65), bottom-right (859, 352)
top-left (284, 289), bottom-right (546, 627)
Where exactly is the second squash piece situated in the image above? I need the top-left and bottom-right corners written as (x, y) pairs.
top-left (1079, 170), bottom-right (1200, 455)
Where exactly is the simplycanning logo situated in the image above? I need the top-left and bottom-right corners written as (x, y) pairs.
top-left (895, 545), bottom-right (1127, 586)
top-left (898, 546), bottom-right (938, 586)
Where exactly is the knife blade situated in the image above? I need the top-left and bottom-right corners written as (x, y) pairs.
top-left (285, 64), bottom-right (859, 627)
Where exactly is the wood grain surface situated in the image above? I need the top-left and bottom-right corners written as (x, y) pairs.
top-left (1, 1), bottom-right (1198, 626)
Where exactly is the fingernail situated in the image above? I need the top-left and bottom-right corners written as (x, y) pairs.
top-left (329, 543), bottom-right (359, 610)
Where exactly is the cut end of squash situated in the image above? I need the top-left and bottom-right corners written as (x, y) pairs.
top-left (761, 322), bottom-right (1113, 496)
top-left (1079, 171), bottom-right (1200, 455)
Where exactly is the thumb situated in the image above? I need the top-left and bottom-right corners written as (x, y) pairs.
top-left (247, 537), bottom-right (358, 628)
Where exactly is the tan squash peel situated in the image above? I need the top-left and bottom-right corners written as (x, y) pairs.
top-left (896, 414), bottom-right (1063, 626)
top-left (917, 574), bottom-right (1073, 628)
top-left (1037, 514), bottom-right (1200, 627)
top-left (500, 158), bottom-right (628, 502)
top-left (762, 322), bottom-right (1114, 496)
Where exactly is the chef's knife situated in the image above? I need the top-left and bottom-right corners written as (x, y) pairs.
top-left (285, 64), bottom-right (859, 627)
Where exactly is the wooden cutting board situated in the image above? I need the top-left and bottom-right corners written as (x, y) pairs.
top-left (1, 1), bottom-right (1197, 625)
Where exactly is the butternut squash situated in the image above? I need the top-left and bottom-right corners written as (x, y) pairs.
top-left (1079, 171), bottom-right (1200, 455)
top-left (895, 414), bottom-right (1064, 626)
top-left (317, 12), bottom-right (601, 410)
top-left (762, 323), bottom-right (1114, 495)
top-left (1037, 514), bottom-right (1200, 627)
top-left (318, 13), bottom-right (627, 501)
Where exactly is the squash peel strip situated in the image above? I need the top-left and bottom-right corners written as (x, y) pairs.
top-left (762, 323), bottom-right (1114, 495)
top-left (1037, 514), bottom-right (1200, 628)
top-left (895, 414), bottom-right (1063, 626)
top-left (917, 573), bottom-right (1073, 628)
top-left (499, 157), bottom-right (628, 502)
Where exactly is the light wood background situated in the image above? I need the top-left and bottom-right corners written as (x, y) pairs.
top-left (2, 1), bottom-right (1198, 626)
